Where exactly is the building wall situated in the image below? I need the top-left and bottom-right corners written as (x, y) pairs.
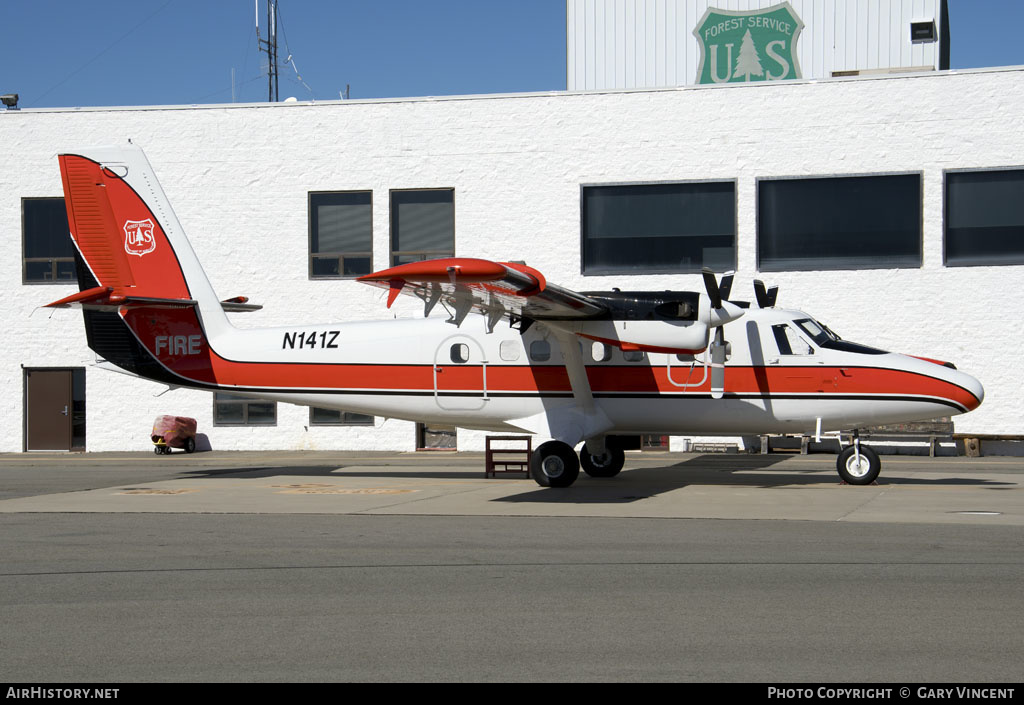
top-left (2, 67), bottom-right (1021, 452)
top-left (567, 0), bottom-right (948, 90)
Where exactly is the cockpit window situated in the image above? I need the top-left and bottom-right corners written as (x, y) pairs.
top-left (772, 324), bottom-right (814, 356)
top-left (795, 318), bottom-right (888, 355)
top-left (795, 319), bottom-right (830, 344)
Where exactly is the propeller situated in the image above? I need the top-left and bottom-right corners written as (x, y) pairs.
top-left (753, 279), bottom-right (779, 308)
top-left (701, 269), bottom-right (734, 309)
top-left (700, 269), bottom-right (742, 400)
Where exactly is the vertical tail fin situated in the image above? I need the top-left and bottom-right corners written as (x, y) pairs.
top-left (58, 144), bottom-right (230, 338)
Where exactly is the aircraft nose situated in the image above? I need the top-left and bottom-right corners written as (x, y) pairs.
top-left (957, 370), bottom-right (985, 411)
top-left (907, 355), bottom-right (984, 413)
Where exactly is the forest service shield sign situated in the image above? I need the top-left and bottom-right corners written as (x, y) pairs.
top-left (694, 2), bottom-right (804, 84)
top-left (123, 218), bottom-right (156, 257)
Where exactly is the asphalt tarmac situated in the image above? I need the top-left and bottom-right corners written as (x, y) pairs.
top-left (1, 450), bottom-right (1022, 682)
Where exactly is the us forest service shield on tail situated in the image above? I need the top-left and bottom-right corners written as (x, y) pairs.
top-left (694, 2), bottom-right (804, 84)
top-left (123, 218), bottom-right (156, 257)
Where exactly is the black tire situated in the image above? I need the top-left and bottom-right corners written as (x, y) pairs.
top-left (530, 441), bottom-right (580, 488)
top-left (184, 437), bottom-right (196, 454)
top-left (837, 444), bottom-right (880, 485)
top-left (154, 446), bottom-right (163, 455)
top-left (580, 445), bottom-right (625, 478)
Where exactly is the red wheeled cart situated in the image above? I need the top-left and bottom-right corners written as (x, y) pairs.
top-left (151, 415), bottom-right (197, 455)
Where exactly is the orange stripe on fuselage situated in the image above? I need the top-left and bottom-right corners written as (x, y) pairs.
top-left (119, 307), bottom-right (978, 410)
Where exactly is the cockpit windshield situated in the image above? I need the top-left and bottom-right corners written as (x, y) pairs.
top-left (795, 319), bottom-right (835, 345)
top-left (794, 318), bottom-right (888, 355)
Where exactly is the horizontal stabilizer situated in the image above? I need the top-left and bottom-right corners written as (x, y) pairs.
top-left (46, 286), bottom-right (197, 311)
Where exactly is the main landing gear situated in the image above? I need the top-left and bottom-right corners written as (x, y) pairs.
top-left (530, 440), bottom-right (626, 487)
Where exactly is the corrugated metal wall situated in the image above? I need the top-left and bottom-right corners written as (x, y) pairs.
top-left (567, 0), bottom-right (947, 90)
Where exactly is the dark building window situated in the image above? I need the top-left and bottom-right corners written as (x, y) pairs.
top-left (213, 393), bottom-right (277, 426)
top-left (945, 169), bottom-right (1024, 266)
top-left (581, 182), bottom-right (736, 274)
top-left (390, 189), bottom-right (455, 266)
top-left (758, 174), bottom-right (921, 271)
top-left (309, 191), bottom-right (373, 278)
top-left (309, 408), bottom-right (375, 426)
top-left (23, 198), bottom-right (75, 284)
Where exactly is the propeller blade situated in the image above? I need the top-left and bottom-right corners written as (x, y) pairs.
top-left (753, 280), bottom-right (766, 308)
top-left (718, 271), bottom-right (735, 302)
top-left (702, 268), bottom-right (722, 309)
top-left (753, 279), bottom-right (780, 308)
top-left (710, 327), bottom-right (727, 400)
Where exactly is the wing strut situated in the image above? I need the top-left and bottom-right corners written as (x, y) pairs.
top-left (553, 328), bottom-right (613, 450)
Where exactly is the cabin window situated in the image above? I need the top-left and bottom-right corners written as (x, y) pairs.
top-left (213, 392), bottom-right (277, 426)
top-left (308, 191), bottom-right (373, 278)
top-left (391, 189), bottom-right (455, 266)
top-left (499, 340), bottom-right (521, 361)
top-left (945, 168), bottom-right (1024, 266)
top-left (772, 324), bottom-right (814, 356)
top-left (309, 408), bottom-right (375, 426)
top-left (23, 197), bottom-right (75, 284)
top-left (450, 343), bottom-right (470, 363)
top-left (623, 350), bottom-right (646, 362)
top-left (581, 181), bottom-right (736, 275)
top-left (590, 342), bottom-right (612, 362)
top-left (758, 174), bottom-right (922, 271)
top-left (529, 340), bottom-right (551, 362)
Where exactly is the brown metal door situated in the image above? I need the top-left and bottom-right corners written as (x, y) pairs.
top-left (25, 369), bottom-right (73, 450)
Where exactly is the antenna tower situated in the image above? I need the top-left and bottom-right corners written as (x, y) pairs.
top-left (256, 0), bottom-right (279, 102)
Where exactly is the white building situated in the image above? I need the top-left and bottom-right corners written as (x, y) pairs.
top-left (567, 0), bottom-right (950, 89)
top-left (4, 5), bottom-right (1022, 453)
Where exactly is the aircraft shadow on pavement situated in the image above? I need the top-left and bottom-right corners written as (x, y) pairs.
top-left (179, 465), bottom-right (476, 481)
top-left (172, 456), bottom-right (1015, 507)
top-left (492, 454), bottom-right (1016, 504)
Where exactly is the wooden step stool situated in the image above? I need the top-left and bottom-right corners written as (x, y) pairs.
top-left (485, 436), bottom-right (533, 478)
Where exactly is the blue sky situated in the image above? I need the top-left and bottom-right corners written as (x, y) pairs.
top-left (1, 1), bottom-right (1020, 109)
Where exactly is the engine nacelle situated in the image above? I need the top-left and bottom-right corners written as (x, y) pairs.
top-left (563, 319), bottom-right (711, 354)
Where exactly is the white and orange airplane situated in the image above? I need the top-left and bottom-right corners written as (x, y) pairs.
top-left (47, 144), bottom-right (983, 487)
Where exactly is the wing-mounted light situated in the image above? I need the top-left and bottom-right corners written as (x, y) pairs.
top-left (220, 295), bottom-right (262, 312)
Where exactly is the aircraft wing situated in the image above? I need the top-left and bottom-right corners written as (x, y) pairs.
top-left (358, 258), bottom-right (607, 325)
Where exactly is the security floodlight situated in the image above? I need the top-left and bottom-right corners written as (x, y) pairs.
top-left (1, 94), bottom-right (19, 109)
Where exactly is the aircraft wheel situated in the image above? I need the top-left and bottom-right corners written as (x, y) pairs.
top-left (580, 445), bottom-right (625, 478)
top-left (184, 437), bottom-right (196, 454)
top-left (530, 441), bottom-right (580, 488)
top-left (837, 444), bottom-right (880, 485)
top-left (153, 446), bottom-right (163, 456)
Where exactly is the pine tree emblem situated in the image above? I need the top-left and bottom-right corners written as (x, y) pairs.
top-left (734, 29), bottom-right (764, 81)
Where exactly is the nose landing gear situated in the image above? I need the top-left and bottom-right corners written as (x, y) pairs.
top-left (837, 441), bottom-right (881, 485)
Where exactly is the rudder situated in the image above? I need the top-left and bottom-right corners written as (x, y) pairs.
top-left (58, 144), bottom-right (230, 338)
